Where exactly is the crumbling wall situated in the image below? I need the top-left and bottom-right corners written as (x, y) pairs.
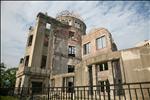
top-left (82, 28), bottom-right (114, 60)
top-left (121, 46), bottom-right (150, 83)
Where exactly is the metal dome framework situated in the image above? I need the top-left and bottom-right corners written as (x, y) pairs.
top-left (56, 10), bottom-right (83, 21)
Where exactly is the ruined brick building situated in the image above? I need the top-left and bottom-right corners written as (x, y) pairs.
top-left (15, 11), bottom-right (150, 95)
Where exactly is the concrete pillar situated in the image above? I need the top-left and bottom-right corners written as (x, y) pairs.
top-left (107, 61), bottom-right (115, 97)
top-left (108, 61), bottom-right (114, 84)
top-left (21, 75), bottom-right (30, 95)
top-left (92, 64), bottom-right (97, 86)
top-left (21, 75), bottom-right (29, 87)
top-left (14, 77), bottom-right (21, 94)
top-left (119, 58), bottom-right (126, 83)
top-left (15, 77), bottom-right (20, 87)
top-left (88, 65), bottom-right (93, 95)
top-left (45, 77), bottom-right (49, 87)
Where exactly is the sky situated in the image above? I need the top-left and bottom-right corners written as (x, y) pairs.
top-left (1, 1), bottom-right (150, 68)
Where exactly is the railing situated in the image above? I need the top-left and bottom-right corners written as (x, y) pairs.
top-left (1, 82), bottom-right (150, 100)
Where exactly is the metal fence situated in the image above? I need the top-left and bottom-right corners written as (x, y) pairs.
top-left (1, 82), bottom-right (150, 100)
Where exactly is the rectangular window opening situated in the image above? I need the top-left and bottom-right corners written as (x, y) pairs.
top-left (99, 64), bottom-right (103, 71)
top-left (67, 77), bottom-right (74, 93)
top-left (27, 35), bottom-right (33, 46)
top-left (83, 42), bottom-right (90, 55)
top-left (104, 63), bottom-right (108, 70)
top-left (41, 55), bottom-right (47, 69)
top-left (99, 62), bottom-right (108, 71)
top-left (62, 77), bottom-right (74, 92)
top-left (68, 65), bottom-right (75, 73)
top-left (98, 80), bottom-right (110, 92)
top-left (44, 34), bottom-right (49, 47)
top-left (96, 36), bottom-right (106, 49)
top-left (67, 82), bottom-right (74, 92)
top-left (25, 56), bottom-right (29, 66)
top-left (68, 20), bottom-right (72, 25)
top-left (69, 31), bottom-right (74, 38)
top-left (46, 23), bottom-right (51, 29)
top-left (101, 81), bottom-right (105, 92)
top-left (20, 58), bottom-right (24, 64)
top-left (51, 79), bottom-right (55, 90)
top-left (75, 21), bottom-right (80, 28)
top-left (68, 46), bottom-right (75, 57)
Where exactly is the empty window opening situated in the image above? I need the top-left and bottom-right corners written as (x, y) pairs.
top-left (99, 64), bottom-right (103, 71)
top-left (75, 21), bottom-right (80, 28)
top-left (51, 79), bottom-right (55, 87)
top-left (98, 62), bottom-right (108, 71)
top-left (100, 81), bottom-right (105, 92)
top-left (27, 35), bottom-right (33, 46)
top-left (67, 82), bottom-right (74, 92)
top-left (68, 46), bottom-right (75, 57)
top-left (104, 63), bottom-right (108, 70)
top-left (96, 36), bottom-right (106, 49)
top-left (68, 65), bottom-right (75, 73)
top-left (19, 58), bottom-right (24, 64)
top-left (24, 56), bottom-right (29, 66)
top-left (69, 31), bottom-right (75, 38)
top-left (144, 43), bottom-right (150, 46)
top-left (63, 77), bottom-right (74, 93)
top-left (46, 23), bottom-right (51, 29)
top-left (68, 20), bottom-right (72, 25)
top-left (83, 42), bottom-right (90, 55)
top-left (97, 80), bottom-right (110, 92)
top-left (62, 77), bottom-right (65, 92)
top-left (41, 55), bottom-right (47, 69)
top-left (44, 34), bottom-right (49, 47)
top-left (88, 66), bottom-right (93, 95)
top-left (61, 19), bottom-right (68, 24)
top-left (65, 19), bottom-right (68, 23)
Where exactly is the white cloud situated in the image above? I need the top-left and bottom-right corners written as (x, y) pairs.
top-left (1, 1), bottom-right (150, 68)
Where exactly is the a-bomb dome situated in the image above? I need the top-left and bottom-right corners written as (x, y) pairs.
top-left (56, 10), bottom-right (83, 21)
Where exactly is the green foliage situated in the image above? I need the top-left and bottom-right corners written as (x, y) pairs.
top-left (0, 63), bottom-right (6, 87)
top-left (0, 96), bottom-right (18, 100)
top-left (0, 62), bottom-right (18, 87)
top-left (0, 63), bottom-right (6, 72)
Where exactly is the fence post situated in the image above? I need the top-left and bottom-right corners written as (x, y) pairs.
top-left (128, 84), bottom-right (132, 100)
top-left (140, 83), bottom-right (144, 100)
top-left (71, 90), bottom-right (73, 100)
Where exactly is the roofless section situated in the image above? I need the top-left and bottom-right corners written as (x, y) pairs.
top-left (56, 10), bottom-right (86, 34)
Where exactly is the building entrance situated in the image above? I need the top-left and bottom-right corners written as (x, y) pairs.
top-left (32, 82), bottom-right (42, 94)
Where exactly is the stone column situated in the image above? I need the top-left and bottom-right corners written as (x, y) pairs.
top-left (108, 61), bottom-right (114, 84)
top-left (119, 58), bottom-right (126, 83)
top-left (20, 75), bottom-right (29, 95)
top-left (88, 65), bottom-right (93, 95)
top-left (107, 61), bottom-right (114, 98)
top-left (14, 78), bottom-right (21, 94)
top-left (92, 64), bottom-right (98, 98)
top-left (92, 64), bottom-right (97, 86)
top-left (21, 75), bottom-right (29, 87)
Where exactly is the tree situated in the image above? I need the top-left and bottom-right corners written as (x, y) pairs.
top-left (4, 68), bottom-right (18, 87)
top-left (0, 62), bottom-right (6, 87)
top-left (0, 62), bottom-right (18, 87)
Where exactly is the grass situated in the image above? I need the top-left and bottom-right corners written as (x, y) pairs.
top-left (0, 96), bottom-right (18, 100)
